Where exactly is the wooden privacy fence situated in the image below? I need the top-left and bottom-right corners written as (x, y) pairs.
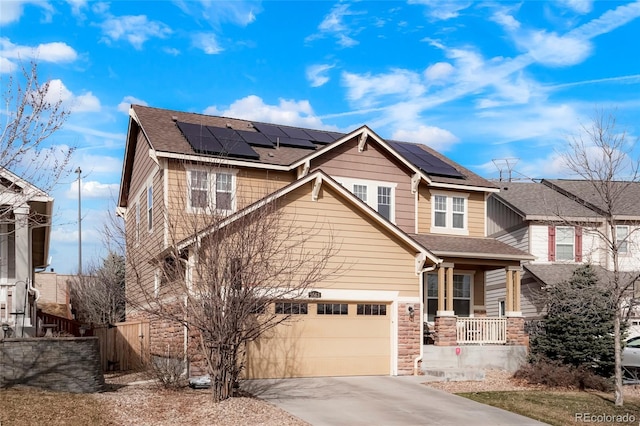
top-left (94, 321), bottom-right (150, 372)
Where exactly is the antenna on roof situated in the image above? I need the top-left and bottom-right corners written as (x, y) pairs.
top-left (492, 158), bottom-right (519, 182)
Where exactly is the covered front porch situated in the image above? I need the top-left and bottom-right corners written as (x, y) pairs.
top-left (411, 233), bottom-right (534, 349)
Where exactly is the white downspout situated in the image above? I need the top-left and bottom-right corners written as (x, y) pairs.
top-left (414, 264), bottom-right (437, 375)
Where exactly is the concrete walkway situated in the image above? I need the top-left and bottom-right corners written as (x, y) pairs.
top-left (244, 375), bottom-right (548, 426)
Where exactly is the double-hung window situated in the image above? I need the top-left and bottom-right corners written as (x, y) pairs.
top-left (147, 184), bottom-right (153, 232)
top-left (336, 177), bottom-right (396, 222)
top-left (555, 226), bottom-right (575, 261)
top-left (617, 225), bottom-right (629, 254)
top-left (425, 273), bottom-right (472, 321)
top-left (431, 192), bottom-right (468, 234)
top-left (187, 168), bottom-right (236, 214)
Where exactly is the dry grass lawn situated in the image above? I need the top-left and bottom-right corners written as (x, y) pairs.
top-left (0, 373), bottom-right (308, 426)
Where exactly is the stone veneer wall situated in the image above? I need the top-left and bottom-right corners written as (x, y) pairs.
top-left (397, 302), bottom-right (421, 374)
top-left (506, 317), bottom-right (529, 346)
top-left (0, 337), bottom-right (105, 393)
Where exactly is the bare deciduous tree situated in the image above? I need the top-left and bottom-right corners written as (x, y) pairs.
top-left (559, 111), bottom-right (640, 406)
top-left (126, 166), bottom-right (340, 401)
top-left (1, 60), bottom-right (74, 194)
top-left (70, 252), bottom-right (126, 325)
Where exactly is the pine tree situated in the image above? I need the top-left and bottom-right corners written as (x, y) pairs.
top-left (531, 264), bottom-right (621, 378)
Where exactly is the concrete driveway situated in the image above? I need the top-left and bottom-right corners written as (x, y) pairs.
top-left (244, 376), bottom-right (548, 426)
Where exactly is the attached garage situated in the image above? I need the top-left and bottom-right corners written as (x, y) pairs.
top-left (245, 301), bottom-right (391, 379)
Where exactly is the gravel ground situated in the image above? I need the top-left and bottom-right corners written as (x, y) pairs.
top-left (95, 373), bottom-right (309, 426)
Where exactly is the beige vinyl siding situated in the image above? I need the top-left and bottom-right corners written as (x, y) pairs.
top-left (163, 161), bottom-right (295, 243)
top-left (417, 185), bottom-right (430, 233)
top-left (417, 187), bottom-right (486, 237)
top-left (310, 138), bottom-right (415, 233)
top-left (236, 169), bottom-right (294, 209)
top-left (279, 182), bottom-right (420, 297)
top-left (467, 192), bottom-right (485, 237)
top-left (124, 132), bottom-right (162, 313)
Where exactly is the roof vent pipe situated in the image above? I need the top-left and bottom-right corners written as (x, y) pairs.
top-left (276, 137), bottom-right (280, 149)
top-left (171, 116), bottom-right (178, 122)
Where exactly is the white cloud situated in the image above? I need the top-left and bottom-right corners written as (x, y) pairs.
top-left (100, 15), bottom-right (172, 49)
top-left (307, 3), bottom-right (364, 48)
top-left (0, 57), bottom-right (15, 73)
top-left (203, 95), bottom-right (333, 130)
top-left (518, 30), bottom-right (592, 67)
top-left (192, 33), bottom-right (223, 54)
top-left (424, 62), bottom-right (454, 83)
top-left (342, 69), bottom-right (426, 107)
top-left (117, 96), bottom-right (147, 114)
top-left (67, 180), bottom-right (119, 199)
top-left (555, 0), bottom-right (593, 14)
top-left (0, 38), bottom-right (77, 73)
top-left (0, 0), bottom-right (54, 25)
top-left (408, 0), bottom-right (472, 20)
top-left (491, 10), bottom-right (520, 31)
top-left (163, 47), bottom-right (180, 56)
top-left (66, 0), bottom-right (88, 17)
top-left (392, 125), bottom-right (459, 151)
top-left (43, 79), bottom-right (101, 113)
top-left (306, 64), bottom-right (335, 87)
top-left (175, 0), bottom-right (261, 27)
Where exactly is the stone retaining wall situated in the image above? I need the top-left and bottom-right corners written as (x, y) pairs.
top-left (0, 337), bottom-right (105, 393)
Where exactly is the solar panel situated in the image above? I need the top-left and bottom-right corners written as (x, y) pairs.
top-left (280, 126), bottom-right (313, 140)
top-left (252, 122), bottom-right (288, 137)
top-left (236, 129), bottom-right (274, 147)
top-left (390, 141), bottom-right (463, 178)
top-left (326, 131), bottom-right (346, 141)
top-left (176, 121), bottom-right (210, 136)
top-left (184, 135), bottom-right (225, 155)
top-left (206, 126), bottom-right (260, 159)
top-left (302, 129), bottom-right (337, 144)
top-left (264, 134), bottom-right (316, 149)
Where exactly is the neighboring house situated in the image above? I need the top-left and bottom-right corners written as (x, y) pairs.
top-left (33, 270), bottom-right (73, 319)
top-left (0, 168), bottom-right (53, 338)
top-left (487, 179), bottom-right (640, 319)
top-left (117, 105), bottom-right (533, 378)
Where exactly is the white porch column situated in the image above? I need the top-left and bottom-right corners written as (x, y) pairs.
top-left (505, 266), bottom-right (522, 317)
top-left (436, 262), bottom-right (455, 317)
top-left (13, 205), bottom-right (32, 334)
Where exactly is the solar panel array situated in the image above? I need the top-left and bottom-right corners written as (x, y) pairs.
top-left (389, 141), bottom-right (463, 178)
top-left (177, 120), bottom-right (344, 159)
top-left (176, 120), bottom-right (461, 178)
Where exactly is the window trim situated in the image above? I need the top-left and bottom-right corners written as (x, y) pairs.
top-left (555, 226), bottom-right (575, 261)
top-left (425, 271), bottom-right (473, 321)
top-left (186, 167), bottom-right (238, 214)
top-left (616, 225), bottom-right (629, 255)
top-left (335, 176), bottom-right (397, 222)
top-left (147, 184), bottom-right (153, 233)
top-left (430, 191), bottom-right (469, 235)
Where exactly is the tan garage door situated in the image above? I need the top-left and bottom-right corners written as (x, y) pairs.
top-left (245, 301), bottom-right (391, 379)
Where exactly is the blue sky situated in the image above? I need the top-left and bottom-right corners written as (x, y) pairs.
top-left (1, 0), bottom-right (639, 274)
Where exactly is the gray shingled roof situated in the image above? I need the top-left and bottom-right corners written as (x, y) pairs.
top-left (525, 263), bottom-right (638, 288)
top-left (492, 181), bottom-right (598, 220)
top-left (130, 105), bottom-right (495, 188)
top-left (409, 233), bottom-right (534, 260)
top-left (543, 179), bottom-right (640, 218)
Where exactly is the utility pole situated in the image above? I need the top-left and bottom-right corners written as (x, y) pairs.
top-left (76, 167), bottom-right (82, 275)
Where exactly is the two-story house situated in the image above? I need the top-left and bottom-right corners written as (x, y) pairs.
top-left (0, 168), bottom-right (53, 338)
top-left (118, 105), bottom-right (533, 379)
top-left (487, 179), bottom-right (640, 320)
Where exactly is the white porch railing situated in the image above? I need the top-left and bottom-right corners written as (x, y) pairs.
top-left (456, 317), bottom-right (507, 345)
top-left (0, 285), bottom-right (12, 324)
